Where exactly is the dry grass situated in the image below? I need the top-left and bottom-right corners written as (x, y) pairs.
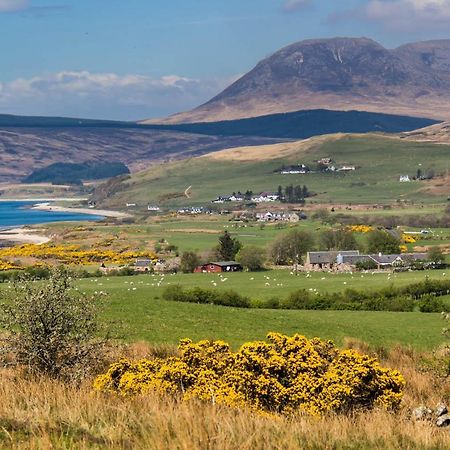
top-left (1, 342), bottom-right (450, 449)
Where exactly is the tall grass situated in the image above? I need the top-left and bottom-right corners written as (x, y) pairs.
top-left (0, 342), bottom-right (449, 449)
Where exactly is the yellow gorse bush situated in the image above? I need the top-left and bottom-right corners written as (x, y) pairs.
top-left (348, 225), bottom-right (374, 233)
top-left (94, 333), bottom-right (405, 417)
top-left (402, 234), bottom-right (417, 244)
top-left (0, 244), bottom-right (157, 266)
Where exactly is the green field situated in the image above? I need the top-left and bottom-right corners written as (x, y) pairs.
top-left (77, 270), bottom-right (450, 350)
top-left (97, 134), bottom-right (450, 209)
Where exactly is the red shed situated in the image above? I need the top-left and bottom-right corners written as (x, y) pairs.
top-left (194, 261), bottom-right (243, 273)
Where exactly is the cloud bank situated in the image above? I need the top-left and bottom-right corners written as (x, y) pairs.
top-left (0, 71), bottom-right (232, 120)
top-left (0, 0), bottom-right (29, 12)
top-left (342, 0), bottom-right (450, 31)
top-left (281, 0), bottom-right (312, 12)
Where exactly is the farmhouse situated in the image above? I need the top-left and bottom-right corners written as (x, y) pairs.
top-left (305, 251), bottom-right (360, 270)
top-left (134, 258), bottom-right (153, 272)
top-left (194, 261), bottom-right (243, 273)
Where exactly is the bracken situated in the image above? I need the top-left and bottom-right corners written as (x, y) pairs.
top-left (94, 333), bottom-right (405, 417)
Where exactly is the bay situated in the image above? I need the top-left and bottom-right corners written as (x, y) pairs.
top-left (0, 201), bottom-right (103, 228)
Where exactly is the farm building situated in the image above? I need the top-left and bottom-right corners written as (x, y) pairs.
top-left (305, 251), bottom-right (360, 270)
top-left (134, 258), bottom-right (153, 272)
top-left (194, 261), bottom-right (243, 273)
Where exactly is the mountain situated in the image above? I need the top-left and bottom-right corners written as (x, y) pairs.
top-left (150, 37), bottom-right (450, 124)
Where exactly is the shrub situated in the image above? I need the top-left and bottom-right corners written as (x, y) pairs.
top-left (236, 246), bottom-right (266, 271)
top-left (180, 251), bottom-right (201, 273)
top-left (94, 333), bottom-right (405, 417)
top-left (0, 267), bottom-right (106, 381)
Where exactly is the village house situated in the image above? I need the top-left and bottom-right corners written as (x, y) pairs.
top-left (194, 261), bottom-right (243, 273)
top-left (147, 205), bottom-right (160, 211)
top-left (256, 211), bottom-right (301, 222)
top-left (251, 192), bottom-right (280, 203)
top-left (337, 165), bottom-right (356, 172)
top-left (133, 258), bottom-right (153, 272)
top-left (280, 164), bottom-right (310, 174)
top-left (399, 175), bottom-right (411, 182)
top-left (305, 251), bottom-right (360, 270)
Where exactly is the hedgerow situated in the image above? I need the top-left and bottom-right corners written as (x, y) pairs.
top-left (94, 333), bottom-right (405, 417)
top-left (162, 280), bottom-right (450, 312)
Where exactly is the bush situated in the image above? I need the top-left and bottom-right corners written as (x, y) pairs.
top-left (180, 251), bottom-right (201, 273)
top-left (94, 333), bottom-right (405, 417)
top-left (0, 267), bottom-right (106, 381)
top-left (236, 246), bottom-right (266, 271)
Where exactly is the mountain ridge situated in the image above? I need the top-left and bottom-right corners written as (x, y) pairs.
top-left (147, 37), bottom-right (450, 124)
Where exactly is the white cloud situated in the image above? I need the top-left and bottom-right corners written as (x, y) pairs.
top-left (282, 0), bottom-right (312, 12)
top-left (0, 71), bottom-right (232, 120)
top-left (0, 0), bottom-right (30, 12)
top-left (357, 0), bottom-right (450, 30)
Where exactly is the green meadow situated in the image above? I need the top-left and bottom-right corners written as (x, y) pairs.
top-left (98, 134), bottom-right (450, 209)
top-left (77, 270), bottom-right (450, 350)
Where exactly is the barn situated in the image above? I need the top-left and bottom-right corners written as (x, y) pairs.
top-left (194, 261), bottom-right (243, 273)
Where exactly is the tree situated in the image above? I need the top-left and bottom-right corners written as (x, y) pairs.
top-left (0, 267), bottom-right (105, 381)
top-left (427, 246), bottom-right (445, 264)
top-left (366, 230), bottom-right (401, 254)
top-left (180, 251), bottom-right (201, 273)
top-left (236, 246), bottom-right (266, 271)
top-left (216, 231), bottom-right (242, 261)
top-left (270, 230), bottom-right (315, 265)
top-left (320, 229), bottom-right (357, 251)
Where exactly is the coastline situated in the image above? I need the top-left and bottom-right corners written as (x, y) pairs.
top-left (30, 204), bottom-right (132, 218)
top-left (0, 227), bottom-right (51, 245)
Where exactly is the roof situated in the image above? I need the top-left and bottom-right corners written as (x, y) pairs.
top-left (369, 254), bottom-right (403, 265)
top-left (209, 261), bottom-right (242, 267)
top-left (340, 255), bottom-right (371, 265)
top-left (135, 259), bottom-right (153, 267)
top-left (307, 250), bottom-right (359, 265)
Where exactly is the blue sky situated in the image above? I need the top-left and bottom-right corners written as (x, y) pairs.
top-left (1, 0), bottom-right (450, 120)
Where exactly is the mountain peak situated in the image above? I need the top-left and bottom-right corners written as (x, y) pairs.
top-left (147, 37), bottom-right (450, 124)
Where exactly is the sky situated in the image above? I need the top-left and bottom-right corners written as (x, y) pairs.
top-left (1, 0), bottom-right (450, 120)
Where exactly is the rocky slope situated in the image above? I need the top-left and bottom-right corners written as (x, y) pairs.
top-left (151, 38), bottom-right (450, 124)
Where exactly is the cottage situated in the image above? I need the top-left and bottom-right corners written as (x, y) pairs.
top-left (305, 251), bottom-right (360, 270)
top-left (147, 205), bottom-right (160, 211)
top-left (194, 261), bottom-right (243, 273)
top-left (134, 258), bottom-right (153, 272)
top-left (399, 175), bottom-right (411, 182)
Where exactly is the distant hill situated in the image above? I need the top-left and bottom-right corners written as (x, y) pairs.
top-left (145, 109), bottom-right (438, 139)
top-left (92, 133), bottom-right (450, 209)
top-left (401, 121), bottom-right (450, 144)
top-left (150, 37), bottom-right (450, 124)
top-left (0, 109), bottom-right (436, 183)
top-left (23, 162), bottom-right (130, 185)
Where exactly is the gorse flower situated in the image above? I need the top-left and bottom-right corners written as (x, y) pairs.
top-left (94, 333), bottom-right (405, 417)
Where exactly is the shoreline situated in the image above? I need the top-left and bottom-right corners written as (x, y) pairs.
top-left (0, 227), bottom-right (51, 245)
top-left (30, 204), bottom-right (132, 218)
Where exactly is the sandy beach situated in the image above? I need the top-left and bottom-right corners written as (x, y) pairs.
top-left (31, 203), bottom-right (132, 218)
top-left (0, 227), bottom-right (51, 245)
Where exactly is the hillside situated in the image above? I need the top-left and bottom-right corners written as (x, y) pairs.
top-left (401, 121), bottom-right (450, 143)
top-left (151, 37), bottom-right (450, 124)
top-left (0, 127), bottom-right (282, 183)
top-left (92, 134), bottom-right (450, 209)
top-left (0, 109), bottom-right (436, 183)
top-left (144, 109), bottom-right (438, 139)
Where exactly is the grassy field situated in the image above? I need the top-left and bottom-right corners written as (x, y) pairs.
top-left (96, 134), bottom-right (450, 209)
top-left (77, 270), bottom-right (450, 350)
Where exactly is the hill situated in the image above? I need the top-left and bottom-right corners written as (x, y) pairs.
top-left (401, 121), bottom-right (450, 144)
top-left (152, 37), bottom-right (450, 124)
top-left (0, 127), bottom-right (282, 183)
top-left (143, 109), bottom-right (438, 139)
top-left (92, 134), bottom-right (450, 209)
top-left (0, 109), bottom-right (436, 183)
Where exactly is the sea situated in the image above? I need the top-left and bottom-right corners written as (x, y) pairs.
top-left (0, 201), bottom-right (104, 229)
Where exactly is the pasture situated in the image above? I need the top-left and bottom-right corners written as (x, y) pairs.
top-left (77, 269), bottom-right (450, 350)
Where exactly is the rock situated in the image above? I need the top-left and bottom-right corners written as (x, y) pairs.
top-left (436, 414), bottom-right (450, 427)
top-left (435, 404), bottom-right (448, 417)
top-left (412, 406), bottom-right (432, 421)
